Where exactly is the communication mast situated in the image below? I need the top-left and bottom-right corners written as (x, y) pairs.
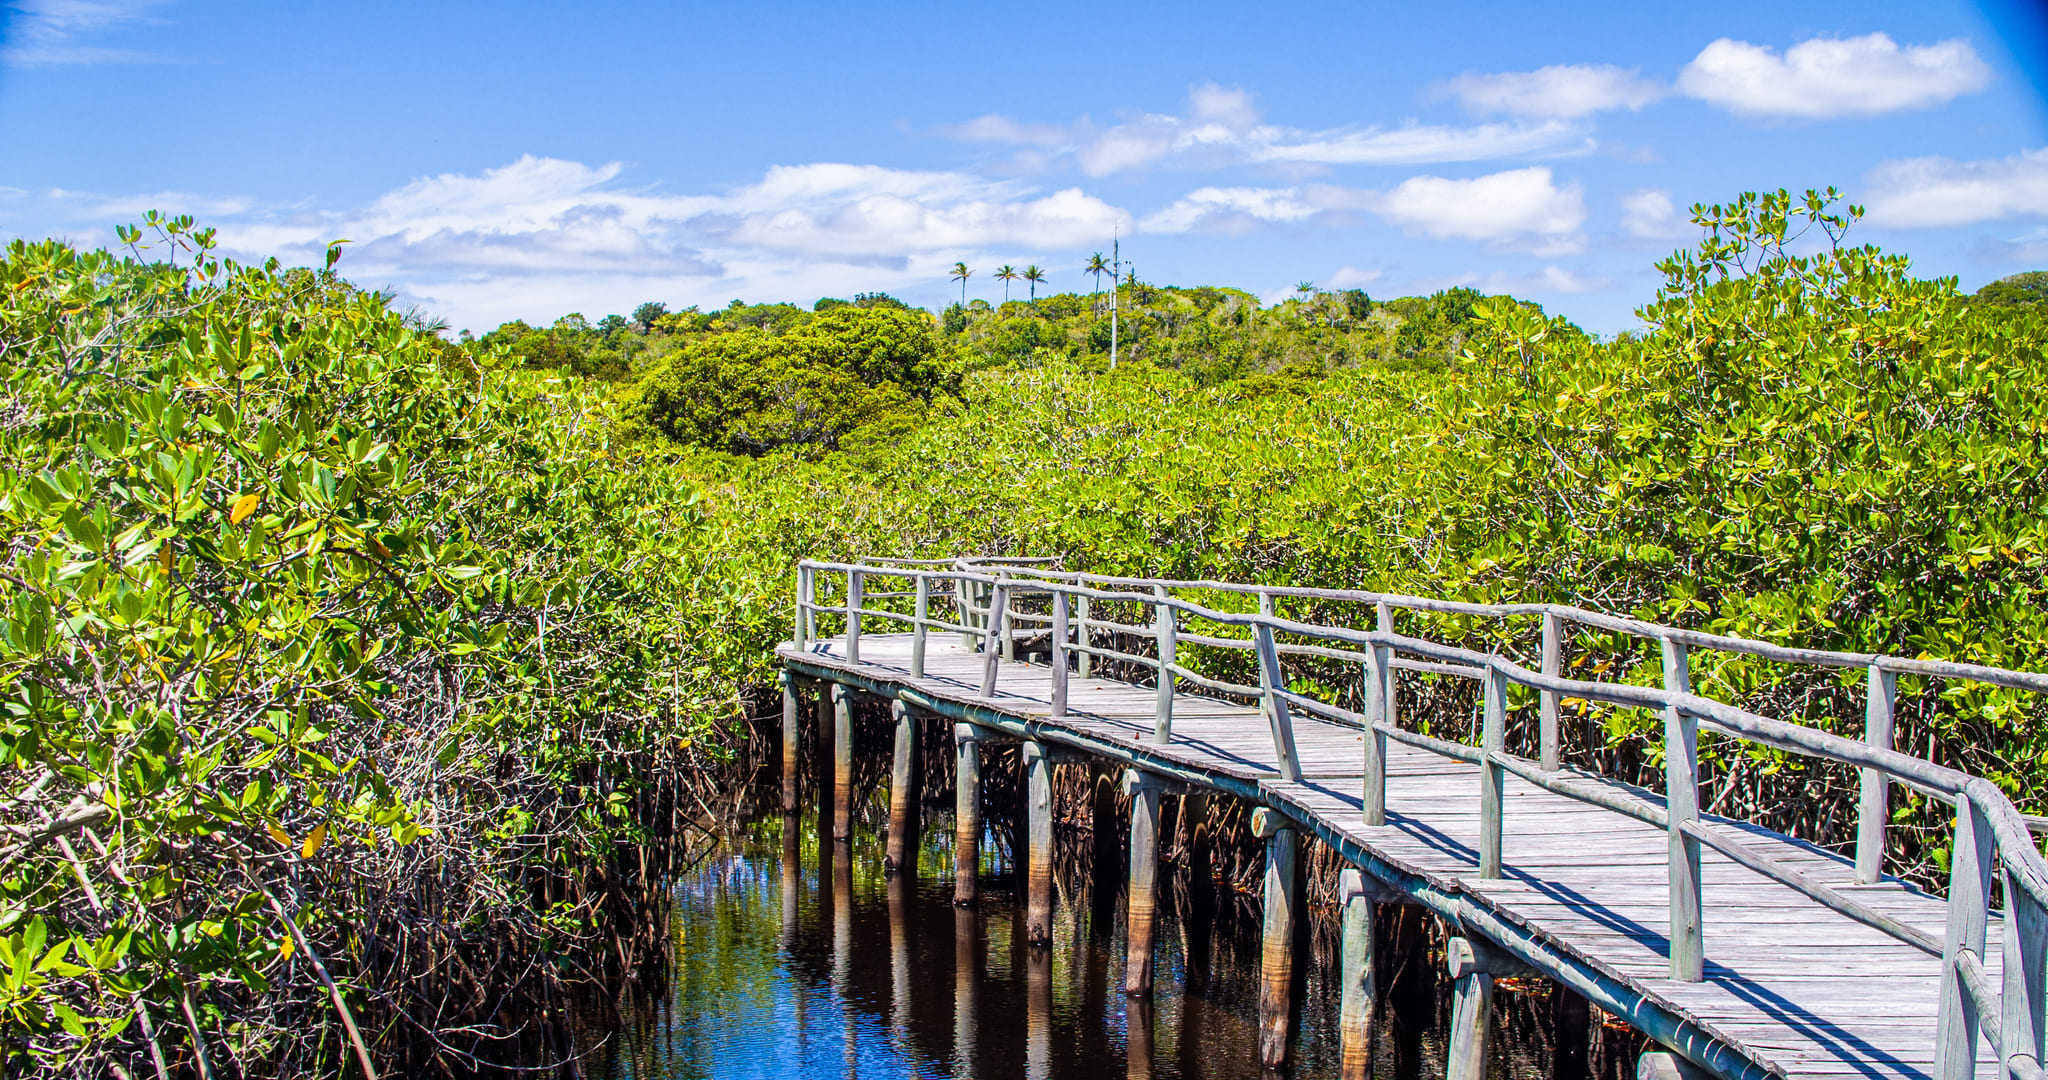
top-left (1110, 232), bottom-right (1120, 370)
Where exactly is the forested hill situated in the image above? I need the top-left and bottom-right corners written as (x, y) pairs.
top-left (5, 191), bottom-right (2048, 1077)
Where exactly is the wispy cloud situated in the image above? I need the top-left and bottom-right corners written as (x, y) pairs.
top-left (1618, 188), bottom-right (1689, 239)
top-left (944, 83), bottom-right (1591, 177)
top-left (1, 0), bottom-right (168, 66)
top-left (1862, 147), bottom-right (2048, 228)
top-left (1438, 64), bottom-right (1665, 119)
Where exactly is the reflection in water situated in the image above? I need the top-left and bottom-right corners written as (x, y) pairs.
top-left (598, 790), bottom-right (1648, 1080)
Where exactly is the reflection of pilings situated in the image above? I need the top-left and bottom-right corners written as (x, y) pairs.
top-left (1254, 808), bottom-right (1302, 1070)
top-left (954, 724), bottom-right (983, 906)
top-left (831, 683), bottom-right (853, 841)
top-left (1127, 996), bottom-right (1155, 1080)
top-left (1182, 790), bottom-right (1214, 994)
top-left (1123, 770), bottom-right (1164, 996)
top-left (781, 673), bottom-right (800, 813)
top-left (1337, 869), bottom-right (1379, 1080)
top-left (953, 906), bottom-right (978, 1075)
top-left (781, 813), bottom-right (801, 946)
top-left (1026, 943), bottom-right (1052, 1080)
top-left (886, 700), bottom-right (919, 873)
top-left (1025, 740), bottom-right (1054, 946)
top-left (889, 873), bottom-right (910, 1038)
top-left (832, 836), bottom-right (853, 988)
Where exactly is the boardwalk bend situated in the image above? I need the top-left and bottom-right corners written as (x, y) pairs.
top-left (773, 556), bottom-right (2048, 1080)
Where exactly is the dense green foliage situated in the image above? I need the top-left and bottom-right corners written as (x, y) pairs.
top-left (7, 190), bottom-right (2048, 1075)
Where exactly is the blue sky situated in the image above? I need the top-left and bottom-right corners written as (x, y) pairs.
top-left (2, 0), bottom-right (2045, 334)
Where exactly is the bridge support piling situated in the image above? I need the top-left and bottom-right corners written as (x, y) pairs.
top-left (1124, 770), bottom-right (1165, 996)
top-left (887, 699), bottom-right (919, 873)
top-left (1338, 869), bottom-right (1379, 1080)
top-left (1024, 740), bottom-right (1054, 946)
top-left (780, 672), bottom-right (800, 814)
top-left (1183, 790), bottom-right (1215, 992)
top-left (831, 683), bottom-right (853, 842)
top-left (1446, 939), bottom-right (1495, 1080)
top-left (954, 724), bottom-right (983, 906)
top-left (1254, 808), bottom-right (1303, 1070)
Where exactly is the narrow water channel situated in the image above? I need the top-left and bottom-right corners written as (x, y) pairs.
top-left (592, 764), bottom-right (1649, 1080)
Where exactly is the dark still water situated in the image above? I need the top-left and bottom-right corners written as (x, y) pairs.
top-left (593, 779), bottom-right (1645, 1080)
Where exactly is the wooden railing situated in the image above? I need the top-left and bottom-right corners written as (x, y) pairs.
top-left (794, 558), bottom-right (2048, 1080)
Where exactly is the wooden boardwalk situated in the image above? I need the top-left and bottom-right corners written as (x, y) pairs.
top-left (780, 631), bottom-right (2006, 1080)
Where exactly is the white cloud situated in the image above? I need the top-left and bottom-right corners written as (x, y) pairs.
top-left (1619, 188), bottom-right (1689, 239)
top-left (1440, 64), bottom-right (1665, 119)
top-left (1677, 33), bottom-right (1991, 119)
top-left (1325, 266), bottom-right (1383, 290)
top-left (1403, 265), bottom-right (1612, 297)
top-left (1862, 148), bottom-right (2048, 228)
top-left (1140, 167), bottom-right (1584, 253)
top-left (1376, 167), bottom-right (1585, 251)
top-left (1, 0), bottom-right (167, 65)
top-left (946, 83), bottom-right (1590, 177)
top-left (11, 155), bottom-right (1135, 331)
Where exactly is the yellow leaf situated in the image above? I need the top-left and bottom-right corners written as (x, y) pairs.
top-left (266, 824), bottom-right (289, 848)
top-left (279, 936), bottom-right (295, 960)
top-left (301, 822), bottom-right (327, 859)
top-left (230, 492), bottom-right (261, 524)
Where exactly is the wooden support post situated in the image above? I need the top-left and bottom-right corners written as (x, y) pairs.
top-left (1254, 807), bottom-right (1303, 1070)
top-left (1856, 663), bottom-right (1897, 885)
top-left (2004, 864), bottom-right (2047, 1080)
top-left (911, 574), bottom-right (930, 679)
top-left (1937, 797), bottom-right (1994, 1080)
top-left (1075, 594), bottom-right (1093, 679)
top-left (1445, 951), bottom-right (1494, 1080)
top-left (999, 573), bottom-right (1016, 663)
top-left (886, 699), bottom-right (918, 873)
top-left (1481, 665), bottom-right (1506, 879)
top-left (1364, 642), bottom-right (1389, 826)
top-left (1183, 791), bottom-right (1214, 920)
top-left (1153, 585), bottom-right (1176, 744)
top-left (1638, 1052), bottom-right (1713, 1080)
top-left (1051, 591), bottom-right (1069, 718)
top-left (1024, 740), bottom-right (1054, 946)
top-left (1124, 770), bottom-right (1164, 996)
top-left (781, 672), bottom-right (800, 814)
top-left (846, 568), bottom-right (863, 665)
top-left (955, 724), bottom-right (983, 906)
top-left (831, 683), bottom-right (853, 842)
top-left (1376, 600), bottom-right (1398, 729)
top-left (1337, 869), bottom-right (1379, 1080)
top-left (1540, 610), bottom-right (1562, 771)
top-left (814, 683), bottom-right (833, 835)
top-left (1662, 639), bottom-right (1702, 982)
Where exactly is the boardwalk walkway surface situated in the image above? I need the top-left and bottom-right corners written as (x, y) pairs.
top-left (776, 560), bottom-right (2048, 1080)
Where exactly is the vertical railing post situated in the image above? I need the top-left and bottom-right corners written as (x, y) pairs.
top-left (1855, 663), bottom-right (1897, 884)
top-left (1539, 610), bottom-right (1561, 771)
top-left (1937, 796), bottom-right (1994, 1080)
top-left (958, 574), bottom-right (979, 648)
top-left (846, 568), bottom-right (863, 665)
top-left (1363, 639), bottom-right (1389, 827)
top-left (1662, 638), bottom-right (1702, 982)
top-left (796, 563), bottom-right (813, 649)
top-left (980, 582), bottom-right (1009, 698)
top-left (1480, 665), bottom-right (1506, 878)
top-left (1153, 585), bottom-right (1176, 744)
top-left (911, 573), bottom-right (930, 679)
top-left (1075, 593), bottom-right (1092, 679)
top-left (999, 572), bottom-right (1016, 663)
top-left (1050, 589), bottom-right (1069, 718)
top-left (1253, 620), bottom-right (1304, 783)
top-left (1376, 600), bottom-right (1398, 731)
top-left (2003, 854), bottom-right (2047, 1080)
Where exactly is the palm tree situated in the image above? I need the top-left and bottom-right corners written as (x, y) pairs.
top-left (1296, 280), bottom-right (1316, 300)
top-left (1023, 265), bottom-right (1046, 301)
top-left (1085, 253), bottom-right (1109, 310)
top-left (995, 265), bottom-right (1019, 303)
top-left (950, 262), bottom-right (972, 305)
